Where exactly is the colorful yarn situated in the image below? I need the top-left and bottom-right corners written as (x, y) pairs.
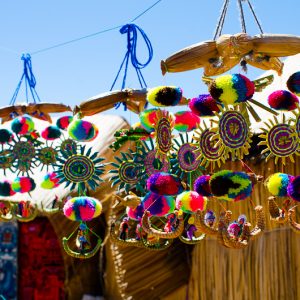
top-left (56, 116), bottom-right (73, 130)
top-left (63, 196), bottom-right (102, 221)
top-left (68, 119), bottom-right (98, 142)
top-left (174, 111), bottom-right (200, 132)
top-left (0, 129), bottom-right (13, 144)
top-left (204, 210), bottom-right (216, 225)
top-left (147, 86), bottom-right (182, 107)
top-left (210, 170), bottom-right (253, 201)
top-left (139, 108), bottom-right (158, 132)
top-left (209, 74), bottom-right (254, 105)
top-left (147, 172), bottom-right (184, 196)
top-left (267, 90), bottom-right (299, 111)
top-left (287, 71), bottom-right (300, 96)
top-left (142, 192), bottom-right (175, 217)
top-left (11, 116), bottom-right (35, 135)
top-left (176, 191), bottom-right (207, 213)
top-left (41, 126), bottom-right (62, 140)
top-left (126, 204), bottom-right (144, 221)
top-left (266, 173), bottom-right (293, 197)
top-left (41, 172), bottom-right (60, 189)
top-left (11, 177), bottom-right (36, 193)
top-left (188, 94), bottom-right (220, 117)
top-left (287, 176), bottom-right (300, 202)
top-left (227, 222), bottom-right (241, 238)
top-left (193, 175), bottom-right (212, 197)
top-left (0, 180), bottom-right (16, 196)
top-left (238, 214), bottom-right (247, 224)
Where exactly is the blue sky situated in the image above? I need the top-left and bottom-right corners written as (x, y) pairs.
top-left (0, 0), bottom-right (298, 124)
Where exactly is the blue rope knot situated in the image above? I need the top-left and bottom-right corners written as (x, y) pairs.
top-left (120, 23), bottom-right (153, 70)
top-left (111, 23), bottom-right (153, 110)
top-left (10, 53), bottom-right (41, 105)
top-left (21, 53), bottom-right (37, 89)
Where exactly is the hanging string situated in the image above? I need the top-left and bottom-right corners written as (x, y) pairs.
top-left (237, 0), bottom-right (247, 33)
top-left (213, 0), bottom-right (230, 40)
top-left (213, 0), bottom-right (263, 40)
top-left (110, 23), bottom-right (153, 110)
top-left (10, 53), bottom-right (41, 105)
top-left (245, 0), bottom-right (264, 34)
top-left (29, 0), bottom-right (162, 56)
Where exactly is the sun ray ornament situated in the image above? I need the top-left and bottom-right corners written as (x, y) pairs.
top-left (211, 106), bottom-right (252, 160)
top-left (109, 149), bottom-right (142, 194)
top-left (153, 110), bottom-right (174, 160)
top-left (259, 115), bottom-right (298, 165)
top-left (55, 143), bottom-right (105, 193)
top-left (193, 121), bottom-right (226, 169)
top-left (171, 133), bottom-right (203, 186)
top-left (0, 116), bottom-right (43, 177)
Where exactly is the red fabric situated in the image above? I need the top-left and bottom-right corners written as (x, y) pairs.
top-left (18, 218), bottom-right (65, 300)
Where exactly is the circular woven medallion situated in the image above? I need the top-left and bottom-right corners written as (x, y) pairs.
top-left (38, 147), bottom-right (58, 165)
top-left (63, 155), bottom-right (94, 183)
top-left (199, 129), bottom-right (223, 161)
top-left (177, 143), bottom-right (200, 172)
top-left (156, 117), bottom-right (172, 154)
top-left (219, 111), bottom-right (248, 149)
top-left (267, 124), bottom-right (298, 157)
top-left (296, 115), bottom-right (300, 139)
top-left (144, 150), bottom-right (169, 176)
top-left (12, 141), bottom-right (35, 161)
top-left (118, 161), bottom-right (139, 184)
top-left (60, 139), bottom-right (77, 153)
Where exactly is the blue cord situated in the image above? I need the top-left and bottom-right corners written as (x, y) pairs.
top-left (110, 23), bottom-right (153, 110)
top-left (10, 53), bottom-right (41, 105)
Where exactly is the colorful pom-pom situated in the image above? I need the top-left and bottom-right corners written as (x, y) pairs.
top-left (188, 94), bottom-right (220, 117)
top-left (147, 172), bottom-right (184, 196)
top-left (174, 111), bottom-right (200, 132)
top-left (41, 126), bottom-right (62, 140)
top-left (227, 222), bottom-right (241, 238)
top-left (126, 204), bottom-right (144, 221)
top-left (56, 116), bottom-right (73, 130)
top-left (266, 173), bottom-right (293, 197)
top-left (176, 191), bottom-right (207, 213)
top-left (210, 170), bottom-right (253, 201)
top-left (194, 175), bottom-right (212, 197)
top-left (11, 177), bottom-right (36, 193)
top-left (147, 86), bottom-right (182, 107)
top-left (0, 180), bottom-right (16, 196)
top-left (267, 90), bottom-right (299, 111)
top-left (63, 196), bottom-right (102, 221)
top-left (11, 116), bottom-right (35, 135)
top-left (287, 71), bottom-right (300, 96)
top-left (0, 129), bottom-right (13, 144)
top-left (68, 119), bottom-right (98, 142)
top-left (139, 108), bottom-right (158, 133)
top-left (41, 172), bottom-right (60, 189)
top-left (287, 176), bottom-right (300, 202)
top-left (142, 192), bottom-right (175, 216)
top-left (209, 74), bottom-right (254, 106)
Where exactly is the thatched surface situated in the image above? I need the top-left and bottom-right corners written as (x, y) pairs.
top-left (104, 204), bottom-right (192, 300)
top-left (185, 156), bottom-right (300, 300)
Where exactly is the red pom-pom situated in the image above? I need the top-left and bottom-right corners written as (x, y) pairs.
top-left (268, 90), bottom-right (299, 111)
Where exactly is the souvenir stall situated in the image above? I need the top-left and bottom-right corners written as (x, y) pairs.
top-left (1, 0), bottom-right (300, 299)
